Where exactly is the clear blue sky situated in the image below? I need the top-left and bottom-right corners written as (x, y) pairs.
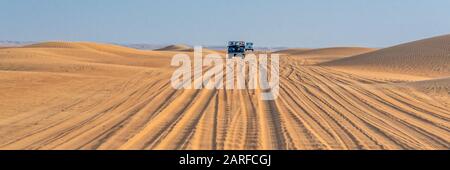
top-left (1, 0), bottom-right (450, 47)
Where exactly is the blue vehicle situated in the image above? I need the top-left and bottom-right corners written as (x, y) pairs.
top-left (227, 41), bottom-right (254, 58)
top-left (245, 42), bottom-right (254, 52)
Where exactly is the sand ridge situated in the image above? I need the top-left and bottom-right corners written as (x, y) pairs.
top-left (155, 44), bottom-right (193, 52)
top-left (276, 47), bottom-right (375, 56)
top-left (274, 47), bottom-right (376, 65)
top-left (321, 34), bottom-right (450, 78)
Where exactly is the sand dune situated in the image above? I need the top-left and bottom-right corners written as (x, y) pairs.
top-left (24, 42), bottom-right (92, 49)
top-left (410, 77), bottom-right (450, 91)
top-left (275, 47), bottom-right (376, 64)
top-left (155, 44), bottom-right (193, 52)
top-left (155, 44), bottom-right (220, 54)
top-left (407, 77), bottom-right (450, 98)
top-left (24, 41), bottom-right (153, 55)
top-left (0, 40), bottom-right (448, 150)
top-left (1, 42), bottom-right (178, 74)
top-left (321, 34), bottom-right (450, 78)
top-left (277, 47), bottom-right (374, 56)
top-left (275, 48), bottom-right (312, 54)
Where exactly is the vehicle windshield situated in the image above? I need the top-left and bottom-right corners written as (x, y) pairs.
top-left (228, 46), bottom-right (245, 53)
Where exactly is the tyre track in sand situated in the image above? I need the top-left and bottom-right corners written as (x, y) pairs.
top-left (1, 55), bottom-right (449, 150)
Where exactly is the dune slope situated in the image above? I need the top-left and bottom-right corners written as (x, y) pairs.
top-left (321, 34), bottom-right (450, 77)
top-left (277, 47), bottom-right (375, 56)
top-left (275, 47), bottom-right (376, 65)
top-left (155, 44), bottom-right (193, 52)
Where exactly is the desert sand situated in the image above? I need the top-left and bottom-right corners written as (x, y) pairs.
top-left (155, 44), bottom-right (219, 54)
top-left (276, 47), bottom-right (376, 65)
top-left (321, 34), bottom-right (450, 77)
top-left (0, 35), bottom-right (449, 150)
top-left (155, 44), bottom-right (193, 52)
